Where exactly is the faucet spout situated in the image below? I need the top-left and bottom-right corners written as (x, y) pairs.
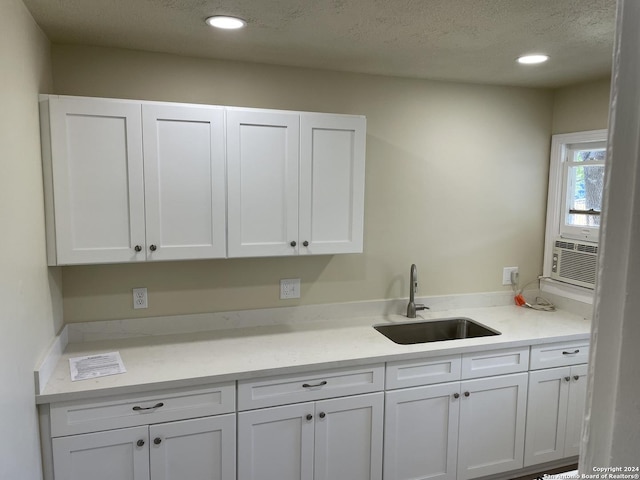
top-left (407, 264), bottom-right (428, 318)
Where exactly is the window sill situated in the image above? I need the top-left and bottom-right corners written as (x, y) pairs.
top-left (540, 278), bottom-right (595, 305)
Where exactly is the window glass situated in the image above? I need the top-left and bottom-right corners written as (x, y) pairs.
top-left (572, 149), bottom-right (606, 162)
top-left (566, 164), bottom-right (605, 228)
top-left (560, 144), bottom-right (605, 241)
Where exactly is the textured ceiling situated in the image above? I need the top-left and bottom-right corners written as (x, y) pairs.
top-left (23, 0), bottom-right (616, 88)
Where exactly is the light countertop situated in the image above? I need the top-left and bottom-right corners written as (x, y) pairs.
top-left (36, 305), bottom-right (591, 404)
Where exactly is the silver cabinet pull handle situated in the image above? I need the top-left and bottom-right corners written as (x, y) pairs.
top-left (562, 349), bottom-right (580, 355)
top-left (133, 402), bottom-right (164, 411)
top-left (302, 381), bottom-right (327, 388)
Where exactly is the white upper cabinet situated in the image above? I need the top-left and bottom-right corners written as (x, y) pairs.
top-left (142, 104), bottom-right (226, 261)
top-left (226, 109), bottom-right (300, 257)
top-left (42, 97), bottom-right (227, 265)
top-left (43, 97), bottom-right (146, 265)
top-left (41, 96), bottom-right (366, 264)
top-left (300, 114), bottom-right (366, 255)
top-left (227, 108), bottom-right (366, 257)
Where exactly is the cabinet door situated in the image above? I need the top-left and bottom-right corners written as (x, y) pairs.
top-left (384, 383), bottom-right (460, 480)
top-left (227, 109), bottom-right (300, 257)
top-left (524, 367), bottom-right (570, 466)
top-left (299, 114), bottom-right (366, 255)
top-left (142, 104), bottom-right (226, 260)
top-left (564, 364), bottom-right (588, 456)
top-left (52, 426), bottom-right (149, 480)
top-left (150, 413), bottom-right (235, 480)
top-left (48, 97), bottom-right (145, 264)
top-left (237, 402), bottom-right (314, 480)
top-left (457, 373), bottom-right (528, 480)
top-left (314, 392), bottom-right (383, 480)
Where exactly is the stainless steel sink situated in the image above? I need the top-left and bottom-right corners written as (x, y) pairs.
top-left (374, 317), bottom-right (500, 345)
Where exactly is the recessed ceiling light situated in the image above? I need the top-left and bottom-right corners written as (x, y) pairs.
top-left (517, 54), bottom-right (550, 65)
top-left (205, 15), bottom-right (247, 29)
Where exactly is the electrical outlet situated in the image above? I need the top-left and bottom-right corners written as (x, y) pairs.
top-left (133, 287), bottom-right (148, 309)
top-left (280, 278), bottom-right (301, 299)
top-left (502, 267), bottom-right (519, 286)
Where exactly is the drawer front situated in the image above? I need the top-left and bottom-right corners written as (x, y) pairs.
top-left (50, 383), bottom-right (235, 437)
top-left (530, 340), bottom-right (590, 370)
top-left (237, 364), bottom-right (384, 410)
top-left (461, 347), bottom-right (529, 379)
top-left (385, 354), bottom-right (462, 389)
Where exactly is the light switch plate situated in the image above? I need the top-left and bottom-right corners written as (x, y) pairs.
top-left (502, 267), bottom-right (519, 286)
top-left (280, 278), bottom-right (301, 299)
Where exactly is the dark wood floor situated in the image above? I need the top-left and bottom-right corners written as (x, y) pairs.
top-left (511, 463), bottom-right (578, 480)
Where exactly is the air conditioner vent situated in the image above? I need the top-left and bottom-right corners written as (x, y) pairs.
top-left (551, 238), bottom-right (599, 289)
top-left (576, 243), bottom-right (598, 254)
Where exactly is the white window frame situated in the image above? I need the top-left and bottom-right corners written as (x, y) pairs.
top-left (541, 129), bottom-right (607, 303)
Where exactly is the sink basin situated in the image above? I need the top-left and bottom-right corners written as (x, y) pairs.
top-left (374, 317), bottom-right (500, 345)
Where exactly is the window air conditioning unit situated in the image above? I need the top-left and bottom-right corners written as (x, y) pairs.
top-left (551, 238), bottom-right (599, 289)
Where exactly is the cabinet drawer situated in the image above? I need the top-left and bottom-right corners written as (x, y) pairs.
top-left (50, 383), bottom-right (235, 437)
top-left (237, 364), bottom-right (384, 410)
top-left (530, 340), bottom-right (590, 370)
top-left (461, 347), bottom-right (529, 379)
top-left (385, 354), bottom-right (462, 389)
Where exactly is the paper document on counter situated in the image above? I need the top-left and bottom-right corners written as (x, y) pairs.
top-left (69, 351), bottom-right (126, 381)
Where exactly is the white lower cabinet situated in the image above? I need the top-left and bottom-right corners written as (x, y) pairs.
top-left (52, 414), bottom-right (235, 480)
top-left (42, 344), bottom-right (591, 480)
top-left (524, 364), bottom-right (588, 465)
top-left (149, 415), bottom-right (236, 480)
top-left (238, 392), bottom-right (383, 480)
top-left (45, 383), bottom-right (236, 480)
top-left (457, 373), bottom-right (528, 480)
top-left (384, 349), bottom-right (531, 480)
top-left (384, 382), bottom-right (460, 480)
top-left (565, 364), bottom-right (588, 456)
top-left (238, 402), bottom-right (314, 480)
top-left (52, 426), bottom-right (150, 480)
top-left (384, 373), bottom-right (528, 480)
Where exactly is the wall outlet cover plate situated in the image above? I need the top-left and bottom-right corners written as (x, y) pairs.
top-left (280, 278), bottom-right (301, 299)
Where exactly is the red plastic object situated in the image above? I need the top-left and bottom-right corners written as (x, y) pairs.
top-left (514, 294), bottom-right (527, 306)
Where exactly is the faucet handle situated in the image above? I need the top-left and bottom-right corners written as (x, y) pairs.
top-left (415, 304), bottom-right (429, 311)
